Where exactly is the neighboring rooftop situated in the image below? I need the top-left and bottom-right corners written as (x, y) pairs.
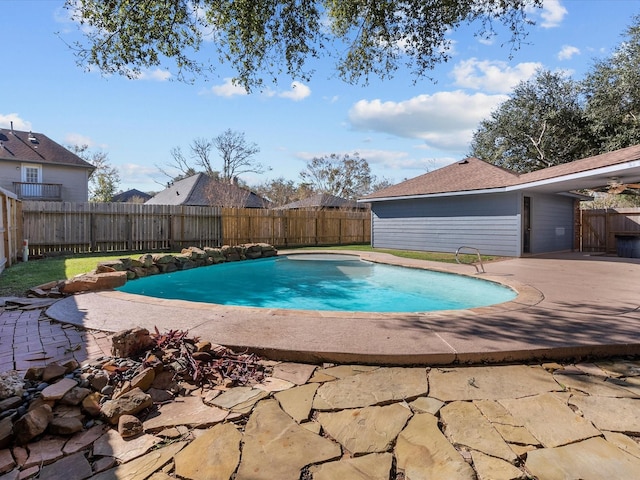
top-left (277, 193), bottom-right (364, 210)
top-left (112, 189), bottom-right (152, 203)
top-left (0, 127), bottom-right (94, 170)
top-left (145, 173), bottom-right (270, 208)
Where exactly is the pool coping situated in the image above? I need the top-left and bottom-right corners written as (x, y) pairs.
top-left (46, 250), bottom-right (640, 365)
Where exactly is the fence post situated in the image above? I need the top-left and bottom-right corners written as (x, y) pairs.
top-left (126, 213), bottom-right (132, 251)
top-left (90, 211), bottom-right (97, 252)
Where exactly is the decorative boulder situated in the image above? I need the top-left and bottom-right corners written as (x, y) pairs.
top-left (60, 271), bottom-right (128, 294)
top-left (111, 328), bottom-right (154, 358)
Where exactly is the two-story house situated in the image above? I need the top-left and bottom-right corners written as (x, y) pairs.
top-left (0, 125), bottom-right (95, 202)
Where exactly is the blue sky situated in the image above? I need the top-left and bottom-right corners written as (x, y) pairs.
top-left (2, 0), bottom-right (640, 194)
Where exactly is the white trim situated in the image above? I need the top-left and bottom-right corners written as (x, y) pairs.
top-left (360, 160), bottom-right (640, 203)
top-left (504, 160), bottom-right (640, 192)
top-left (21, 163), bottom-right (42, 183)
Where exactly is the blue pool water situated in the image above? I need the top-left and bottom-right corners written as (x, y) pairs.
top-left (117, 254), bottom-right (516, 313)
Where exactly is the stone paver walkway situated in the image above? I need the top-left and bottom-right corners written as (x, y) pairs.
top-left (0, 304), bottom-right (112, 374)
top-left (1, 304), bottom-right (640, 479)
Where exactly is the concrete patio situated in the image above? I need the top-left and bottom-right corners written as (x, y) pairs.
top-left (46, 250), bottom-right (640, 365)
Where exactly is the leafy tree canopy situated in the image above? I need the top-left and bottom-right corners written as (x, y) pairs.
top-left (65, 0), bottom-right (541, 90)
top-left (70, 145), bottom-right (121, 202)
top-left (470, 70), bottom-right (597, 173)
top-left (583, 14), bottom-right (640, 152)
top-left (300, 152), bottom-right (376, 199)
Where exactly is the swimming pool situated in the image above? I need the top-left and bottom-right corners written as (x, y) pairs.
top-left (117, 253), bottom-right (516, 313)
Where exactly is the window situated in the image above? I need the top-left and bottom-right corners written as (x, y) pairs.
top-left (21, 164), bottom-right (42, 197)
top-left (24, 166), bottom-right (39, 183)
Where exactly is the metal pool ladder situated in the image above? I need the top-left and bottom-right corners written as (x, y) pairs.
top-left (455, 246), bottom-right (485, 274)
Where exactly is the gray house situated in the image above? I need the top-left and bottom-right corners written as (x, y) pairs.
top-left (146, 173), bottom-right (270, 208)
top-left (360, 145), bottom-right (640, 257)
top-left (0, 126), bottom-right (95, 202)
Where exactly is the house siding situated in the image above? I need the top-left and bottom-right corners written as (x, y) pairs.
top-left (0, 161), bottom-right (90, 202)
top-left (0, 162), bottom-right (19, 193)
top-left (529, 193), bottom-right (575, 254)
top-left (370, 192), bottom-right (522, 257)
top-left (44, 165), bottom-right (90, 202)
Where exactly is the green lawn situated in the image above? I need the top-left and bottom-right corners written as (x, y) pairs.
top-left (0, 253), bottom-right (143, 297)
top-left (0, 246), bottom-right (500, 297)
top-left (295, 244), bottom-right (500, 264)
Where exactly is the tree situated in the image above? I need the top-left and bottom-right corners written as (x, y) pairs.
top-left (161, 129), bottom-right (265, 184)
top-left (156, 146), bottom-right (198, 184)
top-left (214, 129), bottom-right (267, 182)
top-left (469, 70), bottom-right (596, 173)
top-left (582, 15), bottom-right (640, 152)
top-left (70, 145), bottom-right (121, 202)
top-left (299, 152), bottom-right (375, 199)
top-left (65, 0), bottom-right (541, 90)
top-left (253, 177), bottom-right (315, 207)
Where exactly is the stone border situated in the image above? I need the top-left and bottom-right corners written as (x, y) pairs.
top-left (30, 244), bottom-right (278, 296)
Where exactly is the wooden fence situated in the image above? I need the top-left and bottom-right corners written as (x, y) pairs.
top-left (222, 207), bottom-right (370, 247)
top-left (0, 187), bottom-right (22, 272)
top-left (21, 202), bottom-right (224, 255)
top-left (580, 208), bottom-right (640, 253)
top-left (9, 201), bottom-right (640, 260)
top-left (20, 202), bottom-right (370, 256)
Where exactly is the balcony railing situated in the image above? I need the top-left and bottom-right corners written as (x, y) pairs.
top-left (13, 182), bottom-right (62, 201)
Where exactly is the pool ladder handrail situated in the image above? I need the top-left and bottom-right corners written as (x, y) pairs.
top-left (455, 246), bottom-right (485, 274)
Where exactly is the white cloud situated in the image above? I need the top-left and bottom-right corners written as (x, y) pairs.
top-left (64, 133), bottom-right (99, 148)
top-left (278, 81), bottom-right (311, 101)
top-left (540, 0), bottom-right (568, 28)
top-left (557, 45), bottom-right (580, 60)
top-left (347, 90), bottom-right (508, 151)
top-left (0, 114), bottom-right (32, 131)
top-left (135, 68), bottom-right (172, 82)
top-left (451, 58), bottom-right (541, 93)
top-left (210, 78), bottom-right (249, 97)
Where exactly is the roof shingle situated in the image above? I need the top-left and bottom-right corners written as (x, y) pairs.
top-left (0, 128), bottom-right (94, 170)
top-left (146, 173), bottom-right (270, 208)
top-left (363, 145), bottom-right (640, 200)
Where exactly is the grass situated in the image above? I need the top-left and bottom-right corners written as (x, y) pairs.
top-left (0, 246), bottom-right (501, 298)
top-left (0, 253), bottom-right (143, 297)
top-left (295, 244), bottom-right (501, 263)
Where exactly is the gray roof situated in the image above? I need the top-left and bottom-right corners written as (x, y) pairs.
top-left (112, 189), bottom-right (152, 202)
top-left (363, 144), bottom-right (640, 201)
top-left (0, 128), bottom-right (94, 170)
top-left (277, 193), bottom-right (364, 210)
top-left (146, 173), bottom-right (270, 208)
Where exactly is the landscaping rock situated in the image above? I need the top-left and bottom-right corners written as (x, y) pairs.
top-left (0, 417), bottom-right (13, 449)
top-left (42, 363), bottom-right (67, 383)
top-left (100, 388), bottom-right (152, 425)
top-left (118, 414), bottom-right (143, 438)
top-left (41, 378), bottom-right (78, 401)
top-left (111, 327), bottom-right (154, 358)
top-left (48, 416), bottom-right (84, 435)
top-left (60, 271), bottom-right (127, 294)
top-left (0, 372), bottom-right (24, 400)
top-left (13, 404), bottom-right (53, 444)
